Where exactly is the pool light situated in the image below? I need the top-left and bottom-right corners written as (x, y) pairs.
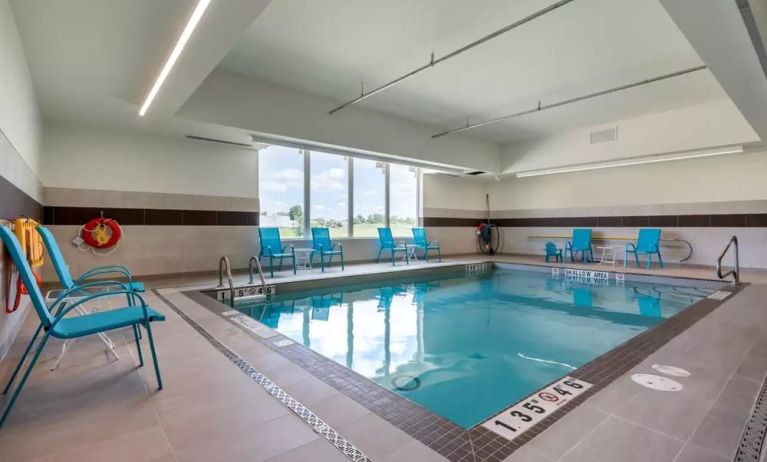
top-left (138, 0), bottom-right (211, 117)
top-left (515, 146), bottom-right (744, 178)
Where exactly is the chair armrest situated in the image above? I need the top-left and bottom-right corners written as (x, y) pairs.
top-left (264, 245), bottom-right (273, 256)
top-left (625, 243), bottom-right (637, 251)
top-left (284, 244), bottom-right (295, 255)
top-left (334, 243), bottom-right (343, 251)
top-left (51, 290), bottom-right (149, 328)
top-left (48, 280), bottom-right (133, 312)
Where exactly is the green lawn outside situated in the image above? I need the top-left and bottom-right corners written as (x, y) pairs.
top-left (275, 222), bottom-right (417, 240)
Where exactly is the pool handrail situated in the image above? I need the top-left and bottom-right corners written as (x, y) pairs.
top-left (716, 235), bottom-right (740, 284)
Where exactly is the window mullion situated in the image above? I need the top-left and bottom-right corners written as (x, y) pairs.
top-left (348, 156), bottom-right (354, 238)
top-left (385, 163), bottom-right (391, 228)
top-left (303, 150), bottom-right (310, 238)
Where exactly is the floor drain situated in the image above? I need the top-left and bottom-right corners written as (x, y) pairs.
top-left (392, 375), bottom-right (421, 391)
top-left (631, 373), bottom-right (683, 391)
top-left (652, 364), bottom-right (691, 378)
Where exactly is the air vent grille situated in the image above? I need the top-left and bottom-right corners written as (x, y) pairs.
top-left (590, 127), bottom-right (618, 145)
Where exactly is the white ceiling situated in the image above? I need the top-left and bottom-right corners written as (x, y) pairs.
top-left (219, 0), bottom-right (729, 143)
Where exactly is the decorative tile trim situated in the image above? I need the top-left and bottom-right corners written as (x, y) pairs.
top-left (422, 214), bottom-right (767, 228)
top-left (185, 273), bottom-right (744, 462)
top-left (152, 290), bottom-right (372, 462)
top-left (43, 206), bottom-right (258, 226)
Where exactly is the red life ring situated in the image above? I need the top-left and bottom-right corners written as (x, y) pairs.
top-left (81, 218), bottom-right (122, 249)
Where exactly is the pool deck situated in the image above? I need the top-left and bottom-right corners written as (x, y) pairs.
top-left (1, 254), bottom-right (766, 461)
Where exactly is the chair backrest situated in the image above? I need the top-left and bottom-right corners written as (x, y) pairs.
top-left (544, 241), bottom-right (558, 255)
top-left (0, 225), bottom-right (53, 327)
top-left (37, 226), bottom-right (75, 290)
top-left (635, 228), bottom-right (661, 252)
top-left (571, 229), bottom-right (592, 250)
top-left (377, 227), bottom-right (395, 247)
top-left (412, 227), bottom-right (428, 246)
top-left (258, 227), bottom-right (282, 256)
top-left (311, 227), bottom-right (332, 251)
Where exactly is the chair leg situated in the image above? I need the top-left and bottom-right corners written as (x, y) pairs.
top-left (0, 333), bottom-right (51, 427)
top-left (437, 248), bottom-right (442, 262)
top-left (657, 251), bottom-right (664, 268)
top-left (143, 322), bottom-right (163, 390)
top-left (328, 254), bottom-right (333, 268)
top-left (133, 324), bottom-right (144, 367)
top-left (376, 248), bottom-right (383, 263)
top-left (2, 322), bottom-right (44, 395)
top-left (391, 249), bottom-right (396, 266)
top-left (340, 251), bottom-right (345, 270)
top-left (646, 253), bottom-right (652, 270)
top-left (319, 253), bottom-right (325, 272)
top-left (425, 248), bottom-right (429, 262)
top-left (624, 248), bottom-right (629, 268)
top-left (269, 256), bottom-right (274, 278)
top-left (634, 251), bottom-right (640, 268)
top-left (278, 256), bottom-right (284, 272)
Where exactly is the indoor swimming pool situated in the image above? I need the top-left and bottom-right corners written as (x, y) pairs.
top-left (234, 267), bottom-right (712, 428)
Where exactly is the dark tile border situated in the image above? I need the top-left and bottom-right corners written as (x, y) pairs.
top-left (423, 213), bottom-right (767, 228)
top-left (42, 206), bottom-right (258, 226)
top-left (186, 267), bottom-right (744, 462)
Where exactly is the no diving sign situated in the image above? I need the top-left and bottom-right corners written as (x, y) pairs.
top-left (482, 376), bottom-right (592, 441)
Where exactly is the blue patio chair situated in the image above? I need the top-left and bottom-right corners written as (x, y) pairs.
top-left (544, 241), bottom-right (563, 262)
top-left (565, 229), bottom-right (593, 263)
top-left (311, 227), bottom-right (344, 272)
top-left (258, 227), bottom-right (296, 277)
top-left (412, 227), bottom-right (441, 262)
top-left (376, 227), bottom-right (408, 266)
top-left (1, 225), bottom-right (147, 392)
top-left (0, 225), bottom-right (164, 427)
top-left (625, 228), bottom-right (663, 269)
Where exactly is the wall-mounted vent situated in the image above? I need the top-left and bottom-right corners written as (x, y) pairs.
top-left (590, 127), bottom-right (618, 145)
top-left (464, 171), bottom-right (486, 176)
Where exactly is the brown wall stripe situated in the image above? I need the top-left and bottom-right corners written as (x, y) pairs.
top-left (0, 174), bottom-right (42, 222)
top-left (43, 206), bottom-right (259, 226)
top-left (423, 213), bottom-right (767, 228)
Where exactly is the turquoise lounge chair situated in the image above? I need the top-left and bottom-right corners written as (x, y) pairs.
top-left (412, 227), bottom-right (441, 262)
top-left (544, 241), bottom-right (563, 262)
top-left (258, 227), bottom-right (296, 277)
top-left (565, 229), bottom-right (593, 263)
top-left (311, 227), bottom-right (344, 272)
top-left (1, 226), bottom-right (146, 389)
top-left (625, 228), bottom-right (663, 269)
top-left (0, 225), bottom-right (164, 427)
top-left (376, 227), bottom-right (408, 266)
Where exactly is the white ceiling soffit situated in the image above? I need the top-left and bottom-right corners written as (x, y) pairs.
top-left (660, 0), bottom-right (767, 143)
top-left (10, 0), bottom-right (271, 120)
top-left (219, 0), bottom-right (727, 144)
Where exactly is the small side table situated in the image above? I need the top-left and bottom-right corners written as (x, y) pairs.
top-left (597, 246), bottom-right (618, 266)
top-left (405, 244), bottom-right (419, 263)
top-left (294, 248), bottom-right (314, 270)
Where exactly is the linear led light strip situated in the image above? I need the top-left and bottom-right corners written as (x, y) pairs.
top-left (139, 0), bottom-right (211, 117)
top-left (515, 146), bottom-right (744, 178)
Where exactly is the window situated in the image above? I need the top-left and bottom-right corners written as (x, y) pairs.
top-left (389, 164), bottom-right (418, 236)
top-left (310, 151), bottom-right (348, 237)
top-left (353, 158), bottom-right (387, 237)
top-left (258, 144), bottom-right (419, 239)
top-left (258, 146), bottom-right (305, 237)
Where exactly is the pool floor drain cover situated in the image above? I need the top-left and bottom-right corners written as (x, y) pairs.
top-left (631, 374), bottom-right (683, 391)
top-left (392, 375), bottom-right (421, 391)
top-left (652, 364), bottom-right (691, 378)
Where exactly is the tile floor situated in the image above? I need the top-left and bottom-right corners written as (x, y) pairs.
top-left (0, 254), bottom-right (765, 461)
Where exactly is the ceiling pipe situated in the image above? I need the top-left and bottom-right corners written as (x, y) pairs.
top-left (431, 65), bottom-right (708, 138)
top-left (328, 0), bottom-right (577, 115)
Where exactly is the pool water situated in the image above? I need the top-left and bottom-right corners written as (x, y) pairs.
top-left (236, 268), bottom-right (709, 428)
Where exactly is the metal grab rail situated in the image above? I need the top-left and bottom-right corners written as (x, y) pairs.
top-left (716, 236), bottom-right (740, 284)
top-left (248, 256), bottom-right (268, 296)
top-left (217, 256), bottom-right (235, 307)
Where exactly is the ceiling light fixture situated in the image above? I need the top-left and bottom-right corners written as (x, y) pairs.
top-left (138, 0), bottom-right (211, 117)
top-left (515, 146), bottom-right (744, 178)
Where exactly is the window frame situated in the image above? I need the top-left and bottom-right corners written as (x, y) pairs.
top-left (260, 145), bottom-right (421, 240)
